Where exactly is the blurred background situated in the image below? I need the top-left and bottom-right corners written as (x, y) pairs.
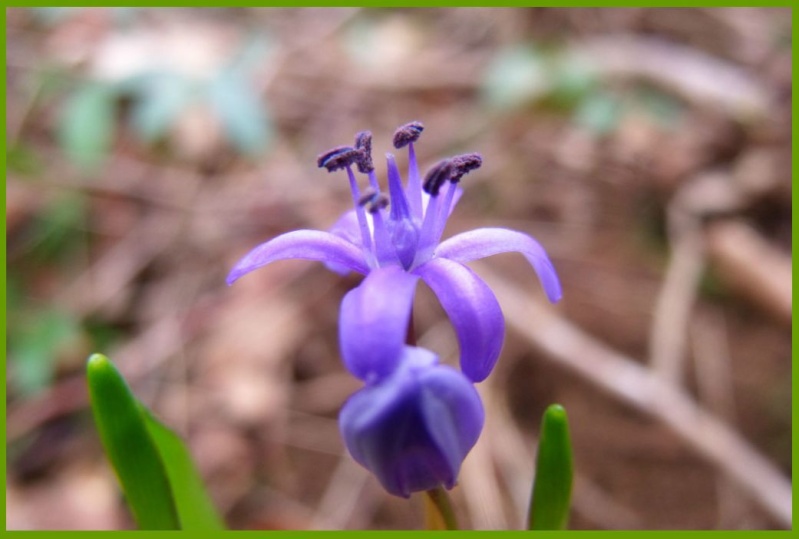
top-left (5, 7), bottom-right (792, 530)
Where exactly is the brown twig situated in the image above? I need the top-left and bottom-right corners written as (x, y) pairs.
top-left (477, 265), bottom-right (792, 528)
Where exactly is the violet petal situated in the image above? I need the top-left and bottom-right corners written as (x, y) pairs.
top-left (414, 257), bottom-right (505, 382)
top-left (339, 266), bottom-right (419, 382)
top-left (436, 227), bottom-right (563, 303)
top-left (227, 229), bottom-right (369, 284)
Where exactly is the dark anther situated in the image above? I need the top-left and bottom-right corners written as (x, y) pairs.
top-left (317, 146), bottom-right (361, 172)
top-left (422, 159), bottom-right (454, 196)
top-left (359, 190), bottom-right (389, 213)
top-left (358, 189), bottom-right (378, 207)
top-left (393, 121), bottom-right (424, 149)
top-left (354, 131), bottom-right (374, 173)
top-left (450, 153), bottom-right (482, 182)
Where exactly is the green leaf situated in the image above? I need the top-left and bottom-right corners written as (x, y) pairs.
top-left (86, 354), bottom-right (180, 530)
top-left (58, 83), bottom-right (116, 169)
top-left (207, 72), bottom-right (272, 156)
top-left (12, 309), bottom-right (80, 395)
top-left (482, 45), bottom-right (550, 110)
top-left (130, 72), bottom-right (194, 143)
top-left (28, 192), bottom-right (87, 262)
top-left (528, 404), bottom-right (574, 530)
top-left (573, 91), bottom-right (624, 135)
top-left (143, 410), bottom-right (225, 530)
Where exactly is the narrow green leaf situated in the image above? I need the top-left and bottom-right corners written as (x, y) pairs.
top-left (86, 354), bottom-right (179, 530)
top-left (528, 404), bottom-right (574, 530)
top-left (58, 83), bottom-right (116, 169)
top-left (142, 409), bottom-right (225, 530)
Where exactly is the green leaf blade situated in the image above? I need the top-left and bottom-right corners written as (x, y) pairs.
top-left (58, 83), bottom-right (116, 170)
top-left (528, 404), bottom-right (574, 530)
top-left (207, 73), bottom-right (272, 156)
top-left (143, 410), bottom-right (225, 530)
top-left (86, 354), bottom-right (179, 530)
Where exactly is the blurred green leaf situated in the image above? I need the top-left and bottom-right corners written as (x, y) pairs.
top-left (528, 404), bottom-right (574, 530)
top-left (84, 319), bottom-right (124, 354)
top-left (30, 7), bottom-right (79, 25)
top-left (59, 82), bottom-right (116, 169)
top-left (87, 354), bottom-right (225, 530)
top-left (143, 410), bottom-right (225, 530)
top-left (573, 91), bottom-right (624, 135)
top-left (482, 45), bottom-right (549, 110)
top-left (207, 72), bottom-right (272, 156)
top-left (634, 87), bottom-right (683, 130)
top-left (7, 143), bottom-right (44, 177)
top-left (550, 51), bottom-right (598, 105)
top-left (227, 34), bottom-right (273, 78)
top-left (28, 192), bottom-right (87, 262)
top-left (130, 72), bottom-right (194, 143)
top-left (87, 354), bottom-right (180, 530)
top-left (12, 309), bottom-right (80, 395)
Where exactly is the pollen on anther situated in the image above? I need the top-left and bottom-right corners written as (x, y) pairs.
top-left (450, 153), bottom-right (482, 182)
top-left (354, 131), bottom-right (374, 173)
top-left (317, 146), bottom-right (361, 172)
top-left (422, 159), bottom-right (453, 196)
top-left (359, 192), bottom-right (389, 213)
top-left (393, 121), bottom-right (424, 149)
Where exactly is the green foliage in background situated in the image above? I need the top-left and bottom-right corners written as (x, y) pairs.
top-left (54, 26), bottom-right (272, 170)
top-left (482, 43), bottom-right (684, 136)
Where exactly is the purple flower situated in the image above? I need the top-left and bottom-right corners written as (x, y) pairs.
top-left (339, 345), bottom-right (484, 498)
top-left (227, 122), bottom-right (562, 383)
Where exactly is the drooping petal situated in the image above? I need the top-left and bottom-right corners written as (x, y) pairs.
top-left (436, 227), bottom-right (563, 303)
top-left (340, 346), bottom-right (437, 467)
top-left (227, 229), bottom-right (369, 285)
top-left (414, 257), bottom-right (505, 382)
top-left (339, 266), bottom-right (419, 382)
top-left (417, 363), bottom-right (484, 483)
top-left (339, 346), bottom-right (483, 497)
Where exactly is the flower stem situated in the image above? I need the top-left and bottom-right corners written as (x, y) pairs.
top-left (424, 486), bottom-right (458, 530)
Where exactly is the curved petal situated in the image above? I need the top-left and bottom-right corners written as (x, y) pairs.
top-left (339, 346), bottom-right (437, 467)
top-left (339, 266), bottom-right (419, 382)
top-left (436, 227), bottom-right (562, 303)
top-left (226, 230), bottom-right (369, 285)
top-left (417, 364), bottom-right (484, 485)
top-left (339, 346), bottom-right (483, 497)
top-left (414, 258), bottom-right (504, 382)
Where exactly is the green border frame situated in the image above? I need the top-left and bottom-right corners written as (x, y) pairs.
top-left (3, 3), bottom-right (794, 536)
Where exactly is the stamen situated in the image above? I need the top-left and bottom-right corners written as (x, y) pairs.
top-left (393, 121), bottom-right (424, 149)
top-left (405, 142), bottom-right (423, 219)
top-left (386, 154), bottom-right (412, 222)
top-left (354, 131), bottom-right (374, 174)
top-left (358, 189), bottom-right (389, 213)
top-left (366, 194), bottom-right (389, 214)
top-left (422, 159), bottom-right (453, 196)
top-left (358, 189), bottom-right (378, 207)
top-left (317, 146), bottom-right (361, 172)
top-left (449, 153), bottom-right (482, 182)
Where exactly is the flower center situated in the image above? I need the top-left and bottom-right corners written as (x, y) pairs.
top-left (317, 123), bottom-right (482, 272)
